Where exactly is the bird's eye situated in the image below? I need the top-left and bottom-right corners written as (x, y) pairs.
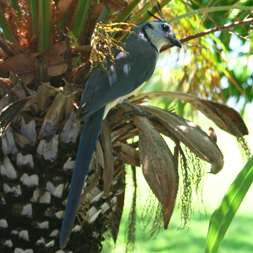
top-left (161, 23), bottom-right (170, 32)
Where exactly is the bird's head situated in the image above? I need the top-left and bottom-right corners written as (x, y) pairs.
top-left (142, 20), bottom-right (181, 52)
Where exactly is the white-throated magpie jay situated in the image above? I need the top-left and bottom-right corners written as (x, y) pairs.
top-left (59, 19), bottom-right (181, 248)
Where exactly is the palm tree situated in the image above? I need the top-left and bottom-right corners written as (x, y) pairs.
top-left (0, 1), bottom-right (250, 252)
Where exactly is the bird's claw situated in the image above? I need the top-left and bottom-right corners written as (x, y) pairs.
top-left (120, 101), bottom-right (151, 118)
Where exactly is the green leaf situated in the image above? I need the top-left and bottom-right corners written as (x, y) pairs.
top-left (72, 0), bottom-right (91, 39)
top-left (0, 8), bottom-right (16, 42)
top-left (38, 0), bottom-right (51, 53)
top-left (30, 0), bottom-right (38, 37)
top-left (10, 0), bottom-right (19, 11)
top-left (205, 156), bottom-right (253, 253)
top-left (170, 5), bottom-right (253, 23)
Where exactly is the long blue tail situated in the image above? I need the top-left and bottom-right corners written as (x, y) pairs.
top-left (59, 107), bottom-right (105, 248)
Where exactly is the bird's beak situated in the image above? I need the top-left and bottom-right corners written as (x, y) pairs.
top-left (171, 37), bottom-right (182, 48)
top-left (168, 34), bottom-right (182, 48)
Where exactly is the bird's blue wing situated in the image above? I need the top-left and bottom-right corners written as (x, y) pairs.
top-left (81, 33), bottom-right (158, 116)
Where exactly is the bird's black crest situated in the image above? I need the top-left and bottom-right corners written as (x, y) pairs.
top-left (147, 1), bottom-right (165, 22)
top-left (147, 10), bottom-right (163, 22)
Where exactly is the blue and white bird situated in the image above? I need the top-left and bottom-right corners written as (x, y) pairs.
top-left (59, 19), bottom-right (181, 248)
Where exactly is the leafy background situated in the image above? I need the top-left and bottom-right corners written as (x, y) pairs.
top-left (0, 0), bottom-right (253, 252)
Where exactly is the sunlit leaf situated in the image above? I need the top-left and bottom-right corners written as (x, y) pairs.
top-left (133, 92), bottom-right (248, 137)
top-left (170, 5), bottom-right (253, 23)
top-left (206, 156), bottom-right (253, 253)
top-left (142, 106), bottom-right (224, 174)
top-left (192, 99), bottom-right (248, 137)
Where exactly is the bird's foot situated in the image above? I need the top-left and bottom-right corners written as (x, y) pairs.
top-left (120, 101), bottom-right (151, 118)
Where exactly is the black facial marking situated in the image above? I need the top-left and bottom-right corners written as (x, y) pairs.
top-left (142, 23), bottom-right (158, 53)
top-left (146, 23), bottom-right (154, 29)
top-left (161, 23), bottom-right (170, 32)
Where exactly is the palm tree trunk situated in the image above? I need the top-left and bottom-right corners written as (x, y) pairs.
top-left (0, 108), bottom-right (124, 252)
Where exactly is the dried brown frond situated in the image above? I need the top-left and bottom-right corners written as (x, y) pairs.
top-left (101, 120), bottom-right (114, 196)
top-left (101, 0), bottom-right (128, 12)
top-left (125, 166), bottom-right (137, 253)
top-left (110, 179), bottom-right (125, 242)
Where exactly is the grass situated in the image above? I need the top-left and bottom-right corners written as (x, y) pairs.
top-left (103, 210), bottom-right (253, 253)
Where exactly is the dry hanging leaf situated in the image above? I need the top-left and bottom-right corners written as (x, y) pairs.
top-left (111, 188), bottom-right (125, 242)
top-left (114, 142), bottom-right (140, 167)
top-left (143, 106), bottom-right (224, 174)
top-left (112, 124), bottom-right (138, 143)
top-left (96, 140), bottom-right (105, 169)
top-left (166, 92), bottom-right (248, 136)
top-left (101, 120), bottom-right (114, 196)
top-left (192, 99), bottom-right (248, 137)
top-left (133, 91), bottom-right (248, 137)
top-left (134, 116), bottom-right (178, 228)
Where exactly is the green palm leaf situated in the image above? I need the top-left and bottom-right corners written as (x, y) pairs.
top-left (206, 156), bottom-right (253, 253)
top-left (38, 0), bottom-right (51, 53)
top-left (72, 0), bottom-right (91, 39)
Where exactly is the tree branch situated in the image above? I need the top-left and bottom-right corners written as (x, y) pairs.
top-left (162, 17), bottom-right (253, 52)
